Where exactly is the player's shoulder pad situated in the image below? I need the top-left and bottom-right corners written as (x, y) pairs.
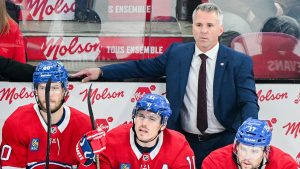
top-left (104, 123), bottom-right (132, 145)
top-left (10, 103), bottom-right (35, 117)
top-left (163, 128), bottom-right (188, 142)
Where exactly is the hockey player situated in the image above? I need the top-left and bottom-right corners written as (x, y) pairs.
top-left (76, 93), bottom-right (196, 169)
top-left (202, 118), bottom-right (298, 169)
top-left (0, 60), bottom-right (95, 168)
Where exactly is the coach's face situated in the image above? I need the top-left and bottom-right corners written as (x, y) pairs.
top-left (36, 82), bottom-right (65, 113)
top-left (192, 10), bottom-right (223, 52)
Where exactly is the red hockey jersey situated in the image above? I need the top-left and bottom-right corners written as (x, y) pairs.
top-left (0, 103), bottom-right (94, 169)
top-left (202, 144), bottom-right (298, 169)
top-left (99, 124), bottom-right (196, 169)
top-left (0, 19), bottom-right (26, 63)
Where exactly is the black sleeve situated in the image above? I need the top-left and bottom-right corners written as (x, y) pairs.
top-left (0, 56), bottom-right (35, 82)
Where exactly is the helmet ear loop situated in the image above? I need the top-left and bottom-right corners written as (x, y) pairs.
top-left (263, 146), bottom-right (271, 164)
top-left (156, 115), bottom-right (167, 135)
top-left (132, 108), bottom-right (137, 119)
top-left (33, 89), bottom-right (40, 104)
top-left (33, 87), bottom-right (41, 104)
top-left (132, 107), bottom-right (138, 133)
top-left (232, 141), bottom-right (239, 156)
top-left (160, 116), bottom-right (168, 130)
top-left (232, 142), bottom-right (242, 167)
top-left (33, 88), bottom-right (46, 112)
top-left (62, 90), bottom-right (69, 103)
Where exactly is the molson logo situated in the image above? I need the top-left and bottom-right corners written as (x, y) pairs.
top-left (283, 121), bottom-right (300, 139)
top-left (80, 87), bottom-right (125, 104)
top-left (0, 84), bottom-right (73, 105)
top-left (0, 87), bottom-right (34, 104)
top-left (256, 89), bottom-right (288, 102)
top-left (18, 0), bottom-right (75, 20)
top-left (42, 37), bottom-right (102, 60)
top-left (26, 37), bottom-right (182, 61)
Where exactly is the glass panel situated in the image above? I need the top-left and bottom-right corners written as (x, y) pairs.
top-left (1, 0), bottom-right (300, 81)
top-left (210, 0), bottom-right (300, 80)
top-left (232, 32), bottom-right (300, 79)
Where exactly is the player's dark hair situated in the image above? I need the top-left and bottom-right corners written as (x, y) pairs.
top-left (261, 15), bottom-right (300, 39)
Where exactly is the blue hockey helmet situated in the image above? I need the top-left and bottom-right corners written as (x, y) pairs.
top-left (235, 118), bottom-right (272, 147)
top-left (132, 94), bottom-right (172, 125)
top-left (33, 60), bottom-right (68, 90)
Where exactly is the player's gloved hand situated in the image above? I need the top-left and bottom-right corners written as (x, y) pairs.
top-left (76, 128), bottom-right (106, 166)
top-left (86, 128), bottom-right (107, 155)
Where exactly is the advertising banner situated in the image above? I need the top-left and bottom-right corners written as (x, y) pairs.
top-left (108, 0), bottom-right (173, 21)
top-left (25, 36), bottom-right (182, 61)
top-left (12, 0), bottom-right (75, 20)
top-left (0, 82), bottom-right (299, 167)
